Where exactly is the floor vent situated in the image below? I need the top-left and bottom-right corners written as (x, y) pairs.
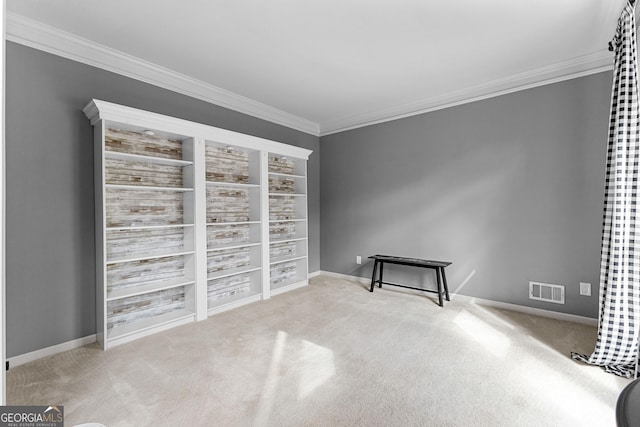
top-left (529, 281), bottom-right (565, 304)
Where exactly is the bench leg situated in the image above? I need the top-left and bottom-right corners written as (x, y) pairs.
top-left (436, 267), bottom-right (444, 307)
top-left (369, 260), bottom-right (378, 292)
top-left (441, 267), bottom-right (450, 301)
top-left (379, 262), bottom-right (384, 288)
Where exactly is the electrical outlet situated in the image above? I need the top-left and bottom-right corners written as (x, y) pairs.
top-left (580, 282), bottom-right (591, 296)
top-left (356, 256), bottom-right (362, 265)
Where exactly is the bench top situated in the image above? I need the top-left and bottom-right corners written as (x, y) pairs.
top-left (369, 255), bottom-right (451, 268)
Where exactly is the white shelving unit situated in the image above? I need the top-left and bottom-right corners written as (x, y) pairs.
top-left (85, 99), bottom-right (311, 349)
top-left (205, 141), bottom-right (264, 314)
top-left (94, 125), bottom-right (197, 349)
top-left (268, 154), bottom-right (309, 295)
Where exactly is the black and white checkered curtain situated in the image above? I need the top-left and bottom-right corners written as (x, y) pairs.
top-left (571, 1), bottom-right (640, 378)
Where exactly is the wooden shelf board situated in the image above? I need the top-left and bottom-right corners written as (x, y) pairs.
top-left (207, 265), bottom-right (262, 280)
top-left (105, 150), bottom-right (193, 167)
top-left (106, 250), bottom-right (195, 265)
top-left (269, 192), bottom-right (307, 197)
top-left (268, 172), bottom-right (306, 179)
top-left (207, 221), bottom-right (260, 226)
top-left (207, 242), bottom-right (261, 252)
top-left (268, 219), bottom-right (307, 224)
top-left (269, 255), bottom-right (307, 265)
top-left (107, 224), bottom-right (194, 231)
top-left (206, 181), bottom-right (260, 188)
top-left (207, 220), bottom-right (260, 226)
top-left (106, 184), bottom-right (194, 192)
top-left (269, 237), bottom-right (307, 244)
top-left (107, 279), bottom-right (195, 301)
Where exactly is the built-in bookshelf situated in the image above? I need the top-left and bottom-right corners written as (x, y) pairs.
top-left (268, 154), bottom-right (308, 295)
top-left (85, 99), bottom-right (311, 349)
top-left (96, 126), bottom-right (197, 349)
top-left (205, 142), bottom-right (263, 313)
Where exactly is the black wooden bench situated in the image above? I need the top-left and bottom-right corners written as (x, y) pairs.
top-left (368, 255), bottom-right (452, 307)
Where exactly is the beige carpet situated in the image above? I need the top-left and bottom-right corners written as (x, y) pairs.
top-left (7, 275), bottom-right (631, 426)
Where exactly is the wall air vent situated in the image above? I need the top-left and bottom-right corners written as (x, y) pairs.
top-left (529, 281), bottom-right (565, 304)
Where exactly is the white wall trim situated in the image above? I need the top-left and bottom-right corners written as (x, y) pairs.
top-left (318, 270), bottom-right (370, 284)
top-left (5, 13), bottom-right (320, 136)
top-left (319, 51), bottom-right (613, 136)
top-left (84, 99), bottom-right (313, 159)
top-left (316, 271), bottom-right (597, 326)
top-left (452, 294), bottom-right (597, 326)
top-left (7, 335), bottom-right (97, 368)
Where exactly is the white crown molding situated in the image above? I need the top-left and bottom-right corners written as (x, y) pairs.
top-left (319, 51), bottom-right (614, 136)
top-left (84, 99), bottom-right (312, 159)
top-left (7, 12), bottom-right (614, 139)
top-left (6, 12), bottom-right (321, 136)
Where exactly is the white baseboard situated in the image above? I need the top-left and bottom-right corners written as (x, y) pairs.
top-left (453, 294), bottom-right (597, 326)
top-left (8, 335), bottom-right (97, 368)
top-left (316, 270), bottom-right (370, 284)
top-left (316, 270), bottom-right (597, 326)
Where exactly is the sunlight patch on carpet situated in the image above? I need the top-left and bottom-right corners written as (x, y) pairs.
top-left (297, 340), bottom-right (335, 400)
top-left (518, 356), bottom-right (614, 425)
top-left (469, 303), bottom-right (517, 330)
top-left (454, 310), bottom-right (510, 358)
top-left (254, 330), bottom-right (287, 427)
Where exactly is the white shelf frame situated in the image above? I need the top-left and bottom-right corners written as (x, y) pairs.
top-left (85, 99), bottom-right (311, 350)
top-left (266, 152), bottom-right (309, 295)
top-left (204, 142), bottom-right (264, 310)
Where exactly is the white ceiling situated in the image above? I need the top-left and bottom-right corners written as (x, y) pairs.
top-left (5, 0), bottom-right (628, 135)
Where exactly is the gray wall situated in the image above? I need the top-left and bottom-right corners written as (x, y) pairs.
top-left (320, 72), bottom-right (611, 318)
top-left (6, 42), bottom-right (320, 357)
top-left (5, 38), bottom-right (611, 357)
